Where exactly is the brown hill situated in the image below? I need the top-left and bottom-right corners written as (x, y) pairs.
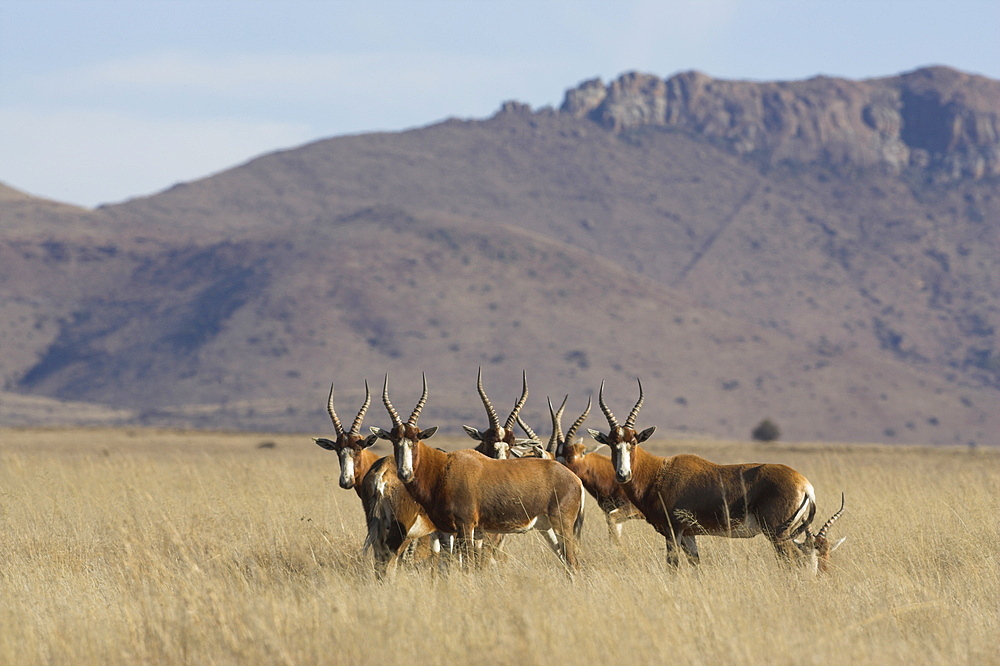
top-left (1, 66), bottom-right (997, 445)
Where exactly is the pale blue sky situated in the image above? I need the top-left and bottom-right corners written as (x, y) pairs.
top-left (2, 0), bottom-right (998, 208)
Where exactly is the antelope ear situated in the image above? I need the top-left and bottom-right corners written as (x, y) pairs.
top-left (830, 536), bottom-right (846, 552)
top-left (585, 442), bottom-right (609, 455)
top-left (363, 433), bottom-right (379, 448)
top-left (419, 426), bottom-right (438, 440)
top-left (314, 437), bottom-right (337, 451)
top-left (636, 426), bottom-right (656, 443)
top-left (588, 429), bottom-right (610, 445)
top-left (462, 425), bottom-right (483, 441)
top-left (370, 427), bottom-right (392, 441)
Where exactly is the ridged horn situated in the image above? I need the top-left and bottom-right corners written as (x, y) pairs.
top-left (547, 395), bottom-right (568, 454)
top-left (326, 382), bottom-right (344, 436)
top-left (598, 380), bottom-right (619, 430)
top-left (477, 367), bottom-right (501, 431)
top-left (517, 415), bottom-right (539, 442)
top-left (625, 378), bottom-right (644, 429)
top-left (382, 374), bottom-right (402, 427)
top-left (349, 380), bottom-right (371, 435)
top-left (815, 493), bottom-right (846, 539)
top-left (408, 372), bottom-right (428, 426)
top-left (504, 371), bottom-right (529, 430)
top-left (564, 395), bottom-right (592, 445)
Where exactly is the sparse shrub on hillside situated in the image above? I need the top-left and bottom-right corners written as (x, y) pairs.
top-left (751, 418), bottom-right (780, 442)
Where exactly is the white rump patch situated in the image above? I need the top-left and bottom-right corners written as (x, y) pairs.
top-left (374, 467), bottom-right (389, 497)
top-left (790, 484), bottom-right (816, 529)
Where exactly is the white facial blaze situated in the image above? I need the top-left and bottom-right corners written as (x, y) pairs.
top-left (337, 449), bottom-right (355, 488)
top-left (614, 433), bottom-right (632, 481)
top-left (619, 446), bottom-right (632, 480)
top-left (396, 438), bottom-right (414, 480)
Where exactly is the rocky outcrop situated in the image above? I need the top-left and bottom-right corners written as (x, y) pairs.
top-left (556, 66), bottom-right (1000, 180)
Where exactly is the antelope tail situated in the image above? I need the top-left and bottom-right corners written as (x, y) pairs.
top-left (574, 485), bottom-right (586, 540)
top-left (362, 508), bottom-right (380, 554)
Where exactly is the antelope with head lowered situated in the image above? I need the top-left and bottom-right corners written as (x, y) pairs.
top-left (313, 381), bottom-right (440, 577)
top-left (539, 395), bottom-right (644, 544)
top-left (371, 374), bottom-right (585, 572)
top-left (589, 380), bottom-right (845, 572)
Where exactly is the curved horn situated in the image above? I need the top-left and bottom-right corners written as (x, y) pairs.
top-left (382, 374), bottom-right (402, 427)
top-left (547, 395), bottom-right (568, 453)
top-left (598, 380), bottom-right (620, 430)
top-left (408, 372), bottom-right (428, 426)
top-left (504, 370), bottom-right (529, 430)
top-left (326, 382), bottom-right (345, 436)
top-left (477, 367), bottom-right (501, 431)
top-left (349, 380), bottom-right (371, 435)
top-left (564, 395), bottom-right (592, 444)
top-left (517, 415), bottom-right (539, 442)
top-left (624, 378), bottom-right (644, 429)
top-left (815, 493), bottom-right (846, 539)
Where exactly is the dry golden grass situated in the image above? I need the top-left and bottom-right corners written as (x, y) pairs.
top-left (1, 428), bottom-right (997, 665)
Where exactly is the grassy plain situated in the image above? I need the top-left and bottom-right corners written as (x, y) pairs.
top-left (1, 428), bottom-right (997, 665)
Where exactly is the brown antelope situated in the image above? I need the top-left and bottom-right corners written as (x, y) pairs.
top-left (462, 368), bottom-right (536, 459)
top-left (589, 380), bottom-right (846, 572)
top-left (542, 395), bottom-right (645, 544)
top-left (460, 368), bottom-right (538, 560)
top-left (313, 381), bottom-right (440, 577)
top-left (371, 374), bottom-right (586, 572)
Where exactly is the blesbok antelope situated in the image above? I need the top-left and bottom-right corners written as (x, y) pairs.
top-left (313, 381), bottom-right (439, 577)
top-left (460, 368), bottom-right (538, 560)
top-left (371, 374), bottom-right (586, 572)
top-left (589, 380), bottom-right (846, 572)
top-left (541, 395), bottom-right (644, 544)
top-left (462, 368), bottom-right (537, 460)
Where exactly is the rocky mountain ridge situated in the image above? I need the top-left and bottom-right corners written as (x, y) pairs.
top-left (557, 66), bottom-right (1000, 181)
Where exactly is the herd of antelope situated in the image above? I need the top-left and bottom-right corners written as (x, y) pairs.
top-left (313, 371), bottom-right (845, 577)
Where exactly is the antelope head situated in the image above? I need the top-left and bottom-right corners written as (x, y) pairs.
top-left (462, 368), bottom-right (534, 459)
top-left (371, 374), bottom-right (438, 482)
top-left (313, 381), bottom-right (377, 489)
top-left (794, 494), bottom-right (846, 573)
top-left (588, 379), bottom-right (656, 484)
top-left (550, 395), bottom-right (596, 465)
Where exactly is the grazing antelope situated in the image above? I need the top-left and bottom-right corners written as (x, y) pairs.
top-left (371, 374), bottom-right (586, 572)
top-left (589, 380), bottom-right (846, 572)
top-left (541, 395), bottom-right (644, 544)
top-left (462, 368), bottom-right (537, 459)
top-left (313, 381), bottom-right (439, 577)
top-left (512, 415), bottom-right (553, 460)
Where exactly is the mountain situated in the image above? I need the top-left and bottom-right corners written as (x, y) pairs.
top-left (1, 66), bottom-right (998, 445)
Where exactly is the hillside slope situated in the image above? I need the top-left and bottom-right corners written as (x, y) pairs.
top-left (2, 67), bottom-right (997, 445)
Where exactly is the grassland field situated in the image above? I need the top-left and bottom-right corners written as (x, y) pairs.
top-left (1, 427), bottom-right (997, 665)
